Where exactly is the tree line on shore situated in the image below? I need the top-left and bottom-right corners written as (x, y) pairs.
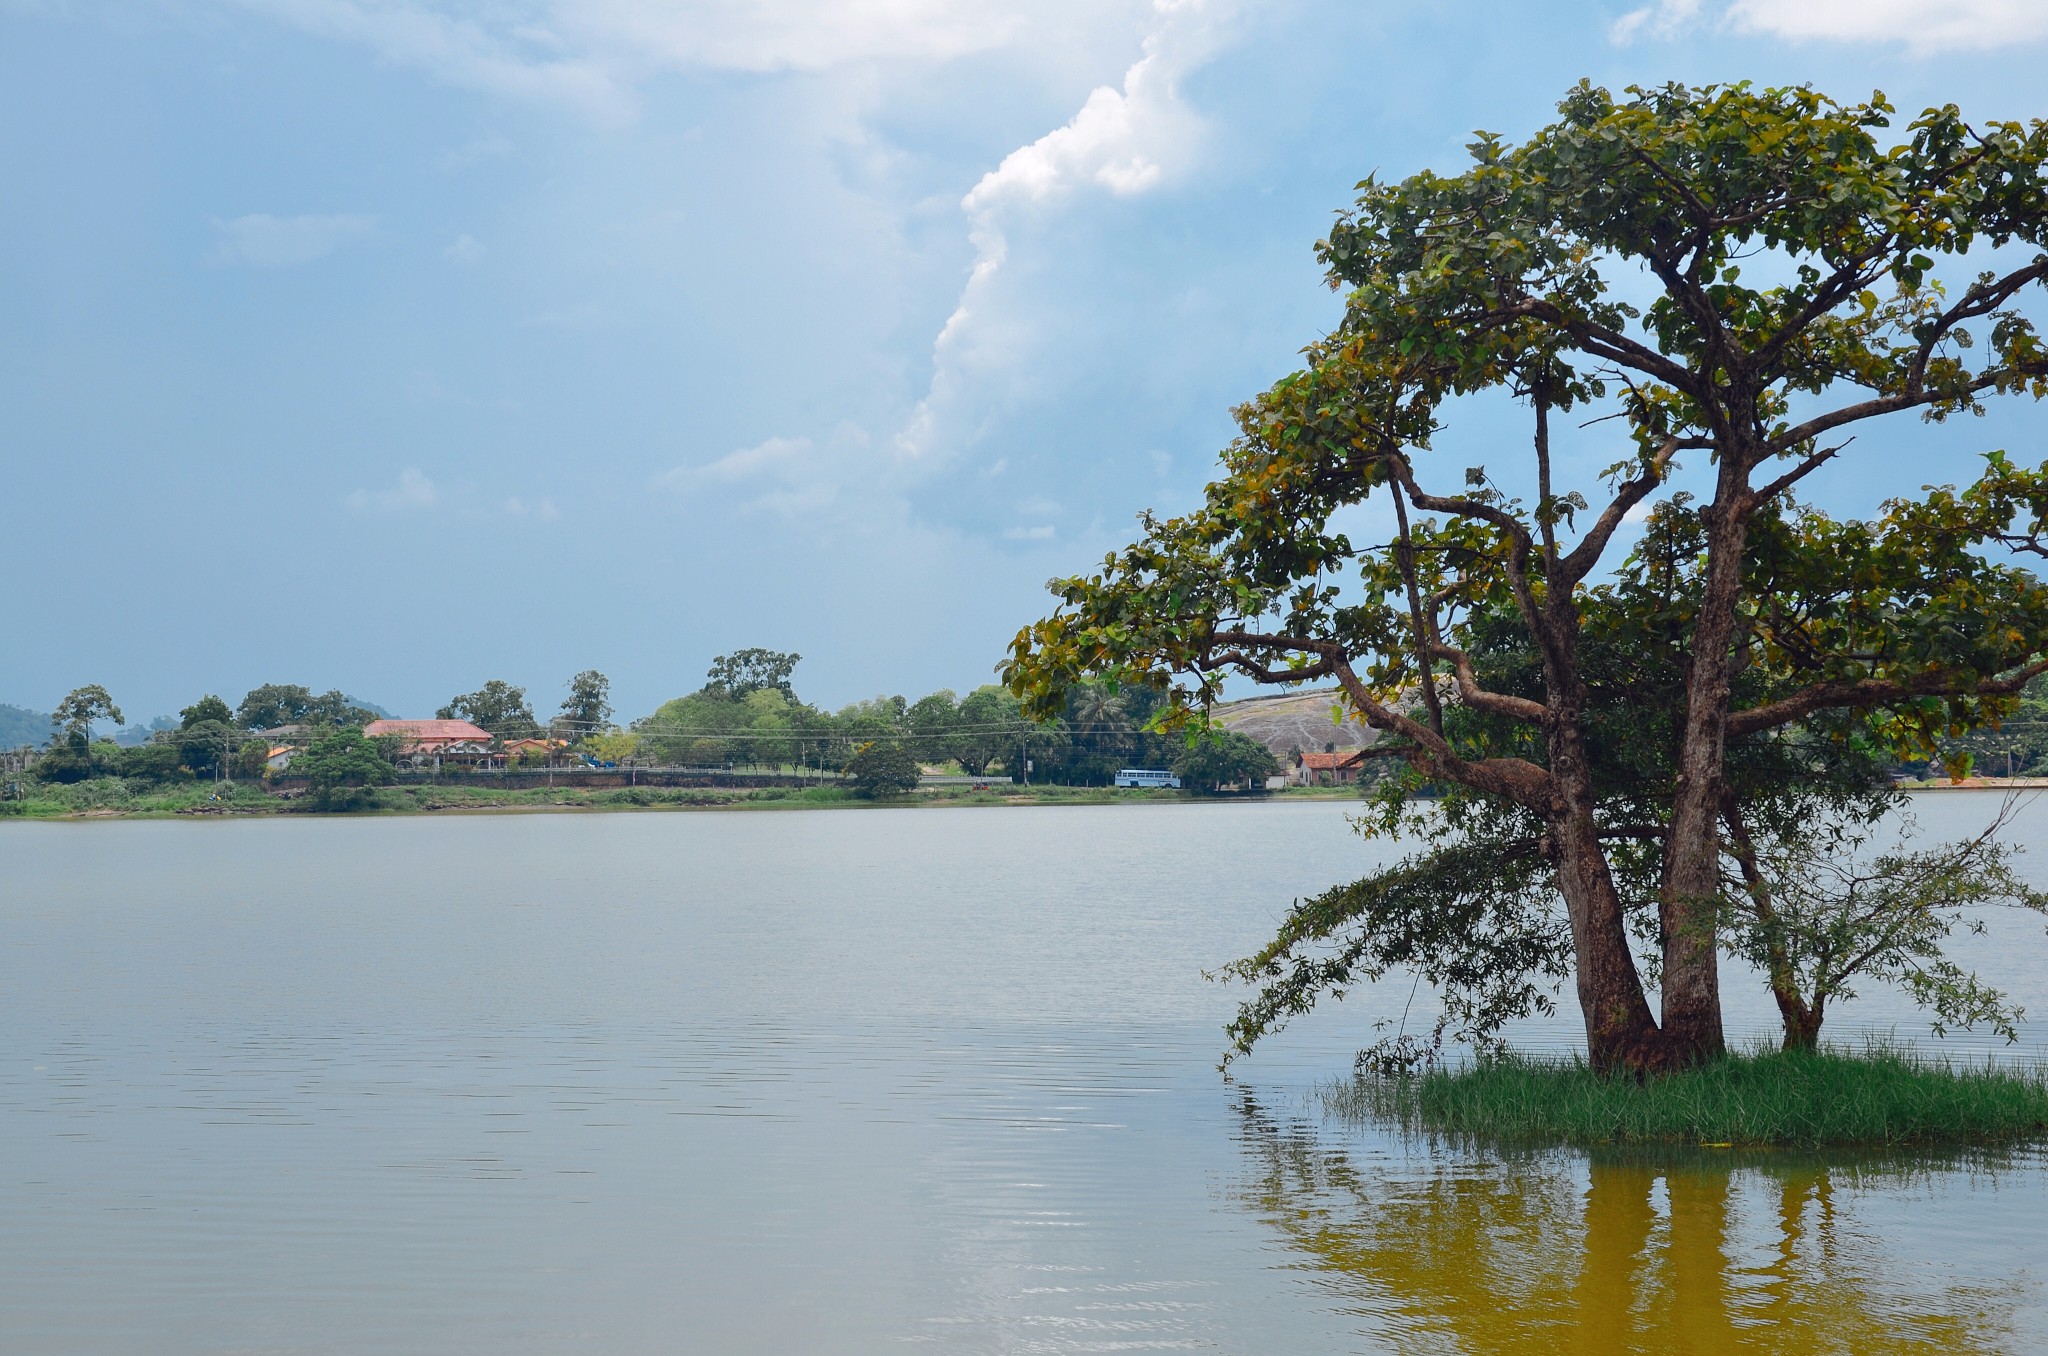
top-left (4, 647), bottom-right (1281, 808)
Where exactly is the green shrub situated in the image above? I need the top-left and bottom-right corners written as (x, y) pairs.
top-left (59, 778), bottom-right (136, 811)
top-left (845, 741), bottom-right (920, 799)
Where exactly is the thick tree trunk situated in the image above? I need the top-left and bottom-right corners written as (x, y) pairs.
top-left (1547, 720), bottom-right (1664, 1074)
top-left (1659, 491), bottom-right (1748, 1065)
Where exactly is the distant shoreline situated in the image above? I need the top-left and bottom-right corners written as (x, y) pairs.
top-left (4, 779), bottom-right (2031, 823)
top-left (0, 781), bottom-right (1369, 822)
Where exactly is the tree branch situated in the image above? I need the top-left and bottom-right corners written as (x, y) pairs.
top-left (1771, 260), bottom-right (2048, 453)
top-left (1427, 642), bottom-right (1550, 725)
top-left (1747, 439), bottom-right (1852, 509)
top-left (1727, 657), bottom-right (2048, 738)
top-left (1557, 435), bottom-right (1696, 584)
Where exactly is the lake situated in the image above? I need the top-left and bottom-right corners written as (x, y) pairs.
top-left (5, 795), bottom-right (2047, 1352)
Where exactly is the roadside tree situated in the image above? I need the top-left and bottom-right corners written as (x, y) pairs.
top-left (954, 686), bottom-right (1024, 776)
top-left (845, 740), bottom-right (921, 799)
top-left (558, 670), bottom-right (613, 739)
top-left (583, 730), bottom-right (640, 766)
top-left (908, 690), bottom-right (961, 765)
top-left (1005, 83), bottom-right (2048, 1073)
top-left (1172, 730), bottom-right (1281, 793)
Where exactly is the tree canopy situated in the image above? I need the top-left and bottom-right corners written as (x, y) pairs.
top-left (297, 727), bottom-right (395, 811)
top-left (180, 695), bottom-right (233, 729)
top-left (53, 685), bottom-right (122, 746)
top-left (236, 684), bottom-right (379, 730)
top-left (1173, 729), bottom-right (1281, 793)
top-left (438, 681), bottom-right (541, 738)
top-left (558, 670), bottom-right (613, 737)
top-left (844, 740), bottom-right (922, 799)
top-left (705, 649), bottom-right (801, 699)
top-left (1005, 82), bottom-right (2048, 1073)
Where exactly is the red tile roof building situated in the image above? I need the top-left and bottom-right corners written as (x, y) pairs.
top-left (363, 719), bottom-right (493, 752)
top-left (1294, 748), bottom-right (1371, 785)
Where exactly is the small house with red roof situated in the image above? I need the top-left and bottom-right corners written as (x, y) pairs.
top-left (1293, 748), bottom-right (1371, 786)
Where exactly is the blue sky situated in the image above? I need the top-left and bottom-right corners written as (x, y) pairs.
top-left (3, 0), bottom-right (2045, 723)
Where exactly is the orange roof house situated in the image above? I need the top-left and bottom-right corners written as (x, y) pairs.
top-left (1294, 748), bottom-right (1371, 785)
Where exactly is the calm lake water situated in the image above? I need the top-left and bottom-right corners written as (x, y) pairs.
top-left (5, 795), bottom-right (2048, 1353)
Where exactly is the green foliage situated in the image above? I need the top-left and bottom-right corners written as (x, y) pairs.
top-left (1932, 673), bottom-right (2048, 776)
top-left (111, 742), bottom-right (191, 785)
top-left (634, 682), bottom-right (842, 769)
top-left (705, 648), bottom-right (801, 699)
top-left (1332, 1044), bottom-right (2048, 1148)
top-left (953, 685), bottom-right (1027, 776)
top-left (180, 695), bottom-right (233, 728)
top-left (907, 689), bottom-right (960, 755)
top-left (582, 730), bottom-right (639, 765)
top-left (237, 683), bottom-right (313, 729)
top-left (1171, 728), bottom-right (1280, 792)
top-left (236, 684), bottom-right (380, 731)
top-left (58, 776), bottom-right (136, 812)
top-left (438, 680), bottom-right (540, 738)
top-left (1725, 795), bottom-right (2048, 1048)
top-left (297, 727), bottom-right (395, 811)
top-left (33, 741), bottom-right (100, 783)
top-left (844, 740), bottom-right (921, 799)
top-left (53, 685), bottom-right (122, 746)
top-left (558, 670), bottom-right (612, 738)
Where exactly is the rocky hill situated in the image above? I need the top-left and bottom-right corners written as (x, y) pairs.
top-left (1214, 688), bottom-right (1378, 759)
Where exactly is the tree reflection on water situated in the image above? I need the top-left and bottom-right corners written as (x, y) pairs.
top-left (1228, 1091), bottom-right (2032, 1353)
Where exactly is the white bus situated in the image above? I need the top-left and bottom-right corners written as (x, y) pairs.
top-left (1114, 768), bottom-right (1182, 789)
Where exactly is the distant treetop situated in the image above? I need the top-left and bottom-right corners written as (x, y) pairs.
top-left (705, 649), bottom-right (801, 700)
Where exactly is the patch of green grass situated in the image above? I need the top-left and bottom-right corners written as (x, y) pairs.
top-left (1326, 1043), bottom-right (2048, 1148)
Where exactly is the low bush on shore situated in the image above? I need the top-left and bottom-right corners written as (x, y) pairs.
top-left (1326, 1044), bottom-right (2048, 1148)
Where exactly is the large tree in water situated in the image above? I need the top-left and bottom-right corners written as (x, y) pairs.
top-left (1004, 83), bottom-right (2048, 1074)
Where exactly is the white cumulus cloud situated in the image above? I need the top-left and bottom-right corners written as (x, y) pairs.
top-left (896, 0), bottom-right (1237, 465)
top-left (212, 212), bottom-right (380, 267)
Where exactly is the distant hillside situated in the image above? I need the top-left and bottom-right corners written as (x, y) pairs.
top-left (114, 715), bottom-right (179, 746)
top-left (1214, 688), bottom-right (1378, 759)
top-left (0, 704), bottom-right (54, 749)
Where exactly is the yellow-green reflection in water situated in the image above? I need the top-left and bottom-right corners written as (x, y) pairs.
top-left (1231, 1094), bottom-right (2036, 1353)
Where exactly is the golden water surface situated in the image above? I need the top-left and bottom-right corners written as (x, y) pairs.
top-left (1233, 1096), bottom-right (2030, 1353)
